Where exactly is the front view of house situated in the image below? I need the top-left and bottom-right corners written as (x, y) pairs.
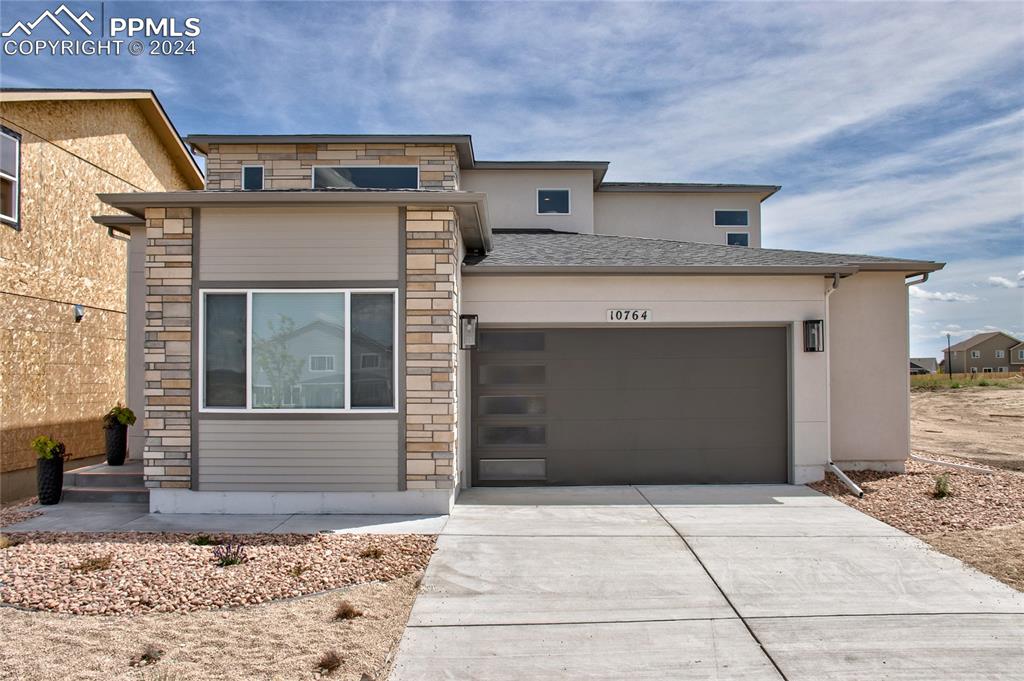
top-left (97, 134), bottom-right (943, 514)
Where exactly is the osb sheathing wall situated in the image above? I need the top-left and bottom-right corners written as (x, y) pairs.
top-left (0, 99), bottom-right (191, 480)
top-left (205, 143), bottom-right (460, 191)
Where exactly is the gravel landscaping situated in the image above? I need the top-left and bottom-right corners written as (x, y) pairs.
top-left (811, 456), bottom-right (1024, 591)
top-left (0, 573), bottom-right (421, 681)
top-left (1, 531), bottom-right (435, 615)
top-left (0, 496), bottom-right (42, 528)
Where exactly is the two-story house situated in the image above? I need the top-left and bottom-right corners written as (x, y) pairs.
top-left (96, 133), bottom-right (943, 514)
top-left (0, 89), bottom-right (203, 503)
top-left (942, 331), bottom-right (1021, 374)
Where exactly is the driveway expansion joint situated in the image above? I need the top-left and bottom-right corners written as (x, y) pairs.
top-left (405, 614), bottom-right (744, 629)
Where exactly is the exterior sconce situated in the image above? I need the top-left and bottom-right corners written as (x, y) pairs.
top-left (72, 304), bottom-right (85, 323)
top-left (459, 314), bottom-right (479, 350)
top-left (803, 319), bottom-right (824, 352)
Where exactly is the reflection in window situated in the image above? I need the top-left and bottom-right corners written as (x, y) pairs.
top-left (204, 294), bottom-right (246, 407)
top-left (351, 293), bottom-right (395, 408)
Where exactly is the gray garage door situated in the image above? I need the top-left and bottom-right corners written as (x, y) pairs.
top-left (471, 327), bottom-right (788, 486)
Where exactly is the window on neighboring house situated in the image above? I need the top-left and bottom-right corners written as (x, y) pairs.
top-left (242, 165), bottom-right (264, 190)
top-left (970, 350), bottom-right (981, 359)
top-left (312, 166), bottom-right (418, 189)
top-left (1018, 350), bottom-right (1024, 360)
top-left (309, 355), bottom-right (335, 372)
top-left (537, 189), bottom-right (570, 215)
top-left (201, 289), bottom-right (396, 411)
top-left (995, 350), bottom-right (1005, 359)
top-left (1, 127), bottom-right (20, 227)
top-left (970, 367), bottom-right (978, 373)
top-left (997, 367), bottom-right (1008, 373)
top-left (715, 210), bottom-right (748, 227)
top-left (727, 233), bottom-right (749, 247)
top-left (983, 367), bottom-right (993, 373)
top-left (360, 353), bottom-right (381, 369)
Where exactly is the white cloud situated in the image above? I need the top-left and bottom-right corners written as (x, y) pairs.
top-left (987, 276), bottom-right (1021, 289)
top-left (909, 288), bottom-right (979, 303)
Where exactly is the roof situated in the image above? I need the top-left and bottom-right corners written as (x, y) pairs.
top-left (597, 182), bottom-right (780, 201)
top-left (97, 188), bottom-right (492, 251)
top-left (462, 231), bottom-right (945, 276)
top-left (472, 161), bottom-right (610, 188)
top-left (186, 134), bottom-right (476, 167)
top-left (946, 331), bottom-right (1021, 353)
top-left (0, 88), bottom-right (204, 189)
top-left (910, 357), bottom-right (938, 372)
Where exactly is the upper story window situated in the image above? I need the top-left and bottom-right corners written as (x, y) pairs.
top-left (996, 350), bottom-right (1006, 359)
top-left (537, 189), bottom-right (570, 215)
top-left (970, 350), bottom-right (981, 359)
top-left (312, 166), bottom-right (418, 190)
top-left (1018, 349), bottom-right (1024, 360)
top-left (727, 233), bottom-right (749, 247)
top-left (715, 210), bottom-right (749, 227)
top-left (1, 126), bottom-right (20, 228)
top-left (242, 165), bottom-right (264, 190)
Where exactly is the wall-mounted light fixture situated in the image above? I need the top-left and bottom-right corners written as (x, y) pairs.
top-left (803, 319), bottom-right (824, 352)
top-left (459, 314), bottom-right (479, 350)
top-left (72, 304), bottom-right (85, 323)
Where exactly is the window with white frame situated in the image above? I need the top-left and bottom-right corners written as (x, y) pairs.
top-left (983, 367), bottom-right (993, 373)
top-left (537, 189), bottom-right (570, 215)
top-left (312, 166), bottom-right (418, 189)
top-left (242, 165), bottom-right (264, 190)
top-left (726, 232), bottom-right (749, 247)
top-left (715, 210), bottom-right (748, 227)
top-left (995, 350), bottom-right (1005, 359)
top-left (1, 127), bottom-right (20, 227)
top-left (201, 289), bottom-right (396, 411)
top-left (970, 350), bottom-right (981, 359)
top-left (997, 367), bottom-right (1008, 373)
top-left (1018, 349), bottom-right (1024, 360)
top-left (970, 367), bottom-right (978, 373)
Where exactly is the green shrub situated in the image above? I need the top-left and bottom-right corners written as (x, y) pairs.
top-left (934, 473), bottom-right (952, 499)
top-left (188, 534), bottom-right (220, 546)
top-left (103, 403), bottom-right (137, 429)
top-left (30, 435), bottom-right (66, 460)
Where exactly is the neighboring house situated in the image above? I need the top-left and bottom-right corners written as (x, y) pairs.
top-left (96, 133), bottom-right (943, 514)
top-left (942, 332), bottom-right (1021, 374)
top-left (909, 357), bottom-right (938, 374)
top-left (0, 89), bottom-right (203, 502)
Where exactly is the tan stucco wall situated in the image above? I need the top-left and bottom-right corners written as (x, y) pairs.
top-left (461, 169), bottom-right (595, 233)
top-left (0, 99), bottom-right (191, 489)
top-left (461, 274), bottom-right (831, 483)
top-left (829, 272), bottom-right (910, 468)
top-left (594, 192), bottom-right (763, 247)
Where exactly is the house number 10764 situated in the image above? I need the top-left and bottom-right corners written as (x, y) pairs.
top-left (607, 309), bottom-right (651, 322)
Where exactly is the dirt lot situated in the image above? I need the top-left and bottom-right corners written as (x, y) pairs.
top-left (0, 574), bottom-right (420, 681)
top-left (911, 387), bottom-right (1024, 471)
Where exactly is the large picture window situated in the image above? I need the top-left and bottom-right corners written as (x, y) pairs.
top-left (200, 289), bottom-right (397, 412)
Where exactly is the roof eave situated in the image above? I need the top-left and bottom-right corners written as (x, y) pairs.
top-left (462, 265), bottom-right (861, 276)
top-left (185, 134), bottom-right (476, 166)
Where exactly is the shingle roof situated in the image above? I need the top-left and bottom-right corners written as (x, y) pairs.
top-left (946, 331), bottom-right (1020, 353)
top-left (463, 231), bottom-right (943, 275)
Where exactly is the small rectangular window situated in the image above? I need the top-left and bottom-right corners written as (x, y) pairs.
top-left (479, 395), bottom-right (546, 416)
top-left (983, 367), bottom-right (993, 373)
top-left (970, 350), bottom-right (981, 359)
top-left (727, 233), bottom-right (749, 247)
top-left (995, 350), bottom-right (1005, 359)
top-left (537, 189), bottom-right (570, 215)
top-left (715, 210), bottom-right (749, 227)
top-left (997, 367), bottom-right (1008, 372)
top-left (479, 425), bottom-right (546, 446)
top-left (1018, 350), bottom-right (1024, 360)
top-left (309, 355), bottom-right (335, 372)
top-left (313, 166), bottom-right (418, 189)
top-left (1, 127), bottom-right (20, 226)
top-left (242, 166), bottom-right (264, 190)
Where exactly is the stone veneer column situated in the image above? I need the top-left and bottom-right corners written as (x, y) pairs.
top-left (404, 206), bottom-right (460, 490)
top-left (142, 207), bottom-right (193, 489)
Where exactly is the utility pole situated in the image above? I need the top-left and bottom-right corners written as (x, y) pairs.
top-left (946, 333), bottom-right (953, 378)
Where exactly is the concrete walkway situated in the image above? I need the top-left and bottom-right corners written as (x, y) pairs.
top-left (2, 502), bottom-right (447, 535)
top-left (390, 485), bottom-right (1024, 681)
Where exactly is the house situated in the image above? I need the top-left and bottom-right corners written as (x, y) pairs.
top-left (909, 358), bottom-right (938, 374)
top-left (95, 133), bottom-right (943, 514)
top-left (0, 89), bottom-right (204, 503)
top-left (942, 331), bottom-right (1021, 374)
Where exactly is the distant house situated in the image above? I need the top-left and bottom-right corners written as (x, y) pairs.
top-left (909, 357), bottom-right (938, 374)
top-left (942, 332), bottom-right (1021, 374)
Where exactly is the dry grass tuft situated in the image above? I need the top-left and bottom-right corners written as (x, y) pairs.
top-left (0, 534), bottom-right (22, 549)
top-left (359, 546), bottom-right (384, 559)
top-left (72, 554), bottom-right (113, 572)
top-left (334, 599), bottom-right (363, 621)
top-left (129, 643), bottom-right (165, 667)
top-left (317, 649), bottom-right (343, 675)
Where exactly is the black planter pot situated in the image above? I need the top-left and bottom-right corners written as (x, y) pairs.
top-left (37, 456), bottom-right (64, 505)
top-left (105, 424), bottom-right (128, 466)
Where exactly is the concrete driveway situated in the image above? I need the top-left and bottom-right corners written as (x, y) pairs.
top-left (390, 485), bottom-right (1024, 680)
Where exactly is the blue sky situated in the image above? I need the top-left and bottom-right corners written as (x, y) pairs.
top-left (2, 0), bottom-right (1022, 358)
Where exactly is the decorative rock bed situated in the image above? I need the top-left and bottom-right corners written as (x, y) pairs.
top-left (0, 497), bottom-right (42, 528)
top-left (0, 532), bottom-right (435, 615)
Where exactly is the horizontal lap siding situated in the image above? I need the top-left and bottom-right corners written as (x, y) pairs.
top-left (199, 207), bottom-right (398, 281)
top-left (197, 420), bottom-right (399, 491)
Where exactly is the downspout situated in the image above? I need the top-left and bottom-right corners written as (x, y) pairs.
top-left (824, 272), bottom-right (864, 498)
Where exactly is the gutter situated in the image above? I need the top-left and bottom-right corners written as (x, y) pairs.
top-left (823, 272), bottom-right (864, 498)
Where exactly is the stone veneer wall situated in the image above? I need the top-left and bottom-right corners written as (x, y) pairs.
top-left (142, 207), bottom-right (193, 489)
top-left (206, 143), bottom-right (460, 191)
top-left (404, 206), bottom-right (461, 490)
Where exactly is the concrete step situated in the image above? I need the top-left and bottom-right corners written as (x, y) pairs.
top-left (62, 486), bottom-right (150, 504)
top-left (64, 462), bottom-right (144, 488)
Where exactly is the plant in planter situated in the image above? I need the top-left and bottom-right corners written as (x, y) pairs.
top-left (31, 435), bottom-right (68, 505)
top-left (103, 403), bottom-right (137, 466)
